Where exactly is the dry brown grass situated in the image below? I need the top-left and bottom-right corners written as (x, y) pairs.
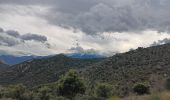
top-left (0, 99), bottom-right (14, 100)
top-left (121, 92), bottom-right (170, 100)
top-left (122, 94), bottom-right (150, 100)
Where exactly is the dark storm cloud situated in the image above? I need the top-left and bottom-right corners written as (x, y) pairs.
top-left (42, 0), bottom-right (170, 34)
top-left (151, 38), bottom-right (170, 46)
top-left (0, 27), bottom-right (48, 46)
top-left (0, 35), bottom-right (20, 46)
top-left (6, 30), bottom-right (20, 37)
top-left (20, 33), bottom-right (47, 42)
top-left (0, 28), bottom-right (4, 32)
top-left (1, 0), bottom-right (170, 34)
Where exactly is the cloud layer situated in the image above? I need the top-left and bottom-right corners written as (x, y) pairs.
top-left (0, 27), bottom-right (56, 56)
top-left (1, 0), bottom-right (170, 56)
top-left (0, 27), bottom-right (47, 46)
top-left (151, 38), bottom-right (170, 46)
top-left (1, 0), bottom-right (170, 35)
top-left (48, 0), bottom-right (170, 34)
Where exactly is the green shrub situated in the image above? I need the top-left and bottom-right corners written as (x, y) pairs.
top-left (38, 86), bottom-right (50, 100)
top-left (58, 69), bottom-right (86, 99)
top-left (8, 84), bottom-right (27, 100)
top-left (133, 83), bottom-right (150, 95)
top-left (95, 83), bottom-right (112, 98)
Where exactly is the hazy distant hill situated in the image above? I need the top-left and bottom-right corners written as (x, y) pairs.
top-left (66, 53), bottom-right (105, 59)
top-left (0, 54), bottom-right (103, 86)
top-left (0, 55), bottom-right (47, 65)
top-left (0, 53), bottom-right (105, 65)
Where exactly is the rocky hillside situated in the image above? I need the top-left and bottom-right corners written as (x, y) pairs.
top-left (83, 43), bottom-right (170, 96)
top-left (0, 54), bottom-right (103, 86)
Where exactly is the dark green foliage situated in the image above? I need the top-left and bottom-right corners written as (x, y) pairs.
top-left (165, 78), bottom-right (170, 90)
top-left (58, 69), bottom-right (86, 99)
top-left (95, 83), bottom-right (112, 98)
top-left (133, 83), bottom-right (150, 95)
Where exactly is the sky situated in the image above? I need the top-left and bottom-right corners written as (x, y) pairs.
top-left (0, 0), bottom-right (170, 56)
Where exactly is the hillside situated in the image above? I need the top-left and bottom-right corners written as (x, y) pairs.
top-left (1, 43), bottom-right (170, 97)
top-left (0, 54), bottom-right (103, 86)
top-left (83, 44), bottom-right (170, 96)
top-left (0, 60), bottom-right (9, 70)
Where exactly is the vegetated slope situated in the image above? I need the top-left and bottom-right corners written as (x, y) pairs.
top-left (0, 54), bottom-right (103, 87)
top-left (83, 44), bottom-right (170, 96)
top-left (0, 60), bottom-right (9, 70)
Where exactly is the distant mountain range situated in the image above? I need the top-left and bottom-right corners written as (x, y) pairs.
top-left (66, 53), bottom-right (105, 59)
top-left (0, 55), bottom-right (46, 65)
top-left (1, 44), bottom-right (170, 96)
top-left (0, 53), bottom-right (105, 65)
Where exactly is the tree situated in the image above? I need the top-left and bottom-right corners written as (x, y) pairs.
top-left (95, 83), bottom-right (112, 98)
top-left (58, 69), bottom-right (86, 99)
top-left (133, 83), bottom-right (150, 95)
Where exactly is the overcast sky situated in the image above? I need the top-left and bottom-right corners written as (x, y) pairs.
top-left (0, 0), bottom-right (170, 56)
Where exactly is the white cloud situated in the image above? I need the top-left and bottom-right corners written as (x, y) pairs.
top-left (0, 4), bottom-right (170, 56)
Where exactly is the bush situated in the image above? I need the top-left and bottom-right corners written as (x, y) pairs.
top-left (23, 91), bottom-right (38, 100)
top-left (0, 84), bottom-right (30, 100)
top-left (95, 83), bottom-right (112, 98)
top-left (133, 83), bottom-right (150, 95)
top-left (58, 69), bottom-right (86, 99)
top-left (10, 84), bottom-right (26, 99)
top-left (165, 78), bottom-right (170, 90)
top-left (38, 86), bottom-right (50, 100)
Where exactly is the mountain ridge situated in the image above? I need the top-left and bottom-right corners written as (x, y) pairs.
top-left (0, 53), bottom-right (105, 65)
top-left (83, 44), bottom-right (170, 96)
top-left (0, 54), bottom-right (104, 86)
top-left (1, 44), bottom-right (170, 96)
